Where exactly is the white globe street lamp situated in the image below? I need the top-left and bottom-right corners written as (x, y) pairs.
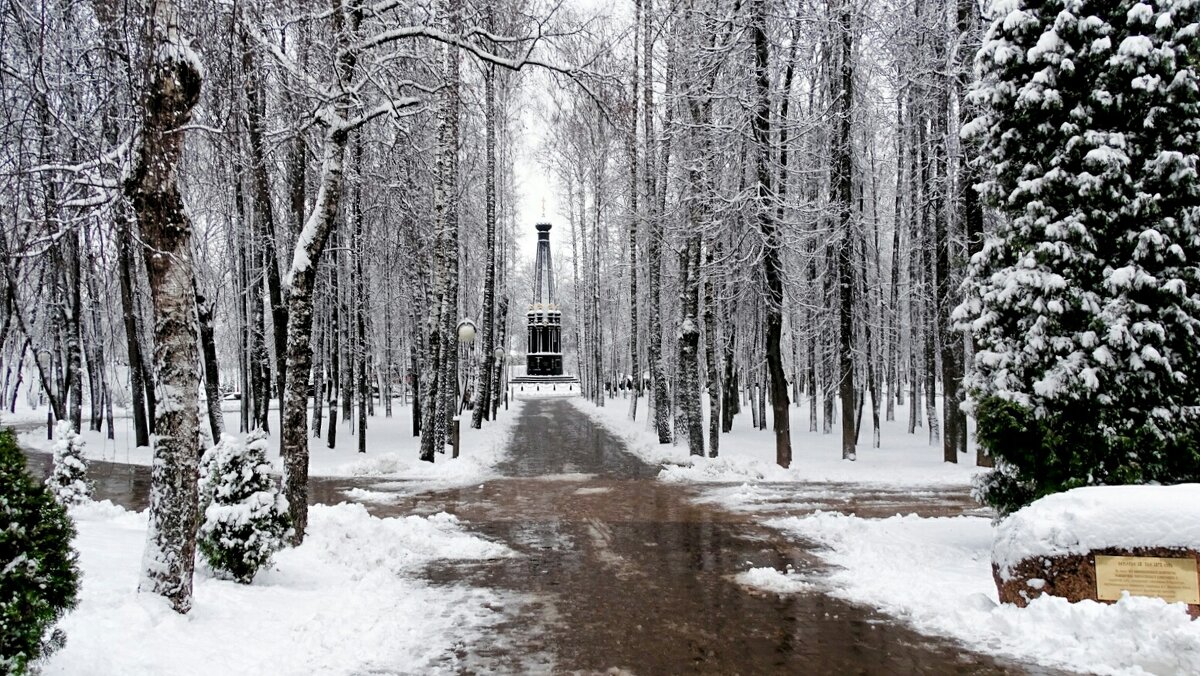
top-left (457, 319), bottom-right (476, 344)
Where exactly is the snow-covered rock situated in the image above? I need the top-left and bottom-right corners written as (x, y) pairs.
top-left (992, 484), bottom-right (1200, 617)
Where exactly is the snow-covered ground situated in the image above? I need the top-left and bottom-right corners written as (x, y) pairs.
top-left (41, 500), bottom-right (524, 676)
top-left (573, 396), bottom-right (1200, 675)
top-left (9, 399), bottom-right (525, 487)
top-left (570, 394), bottom-right (984, 486)
top-left (773, 512), bottom-right (1200, 675)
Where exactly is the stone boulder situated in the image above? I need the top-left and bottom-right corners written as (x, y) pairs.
top-left (992, 484), bottom-right (1200, 618)
top-left (993, 546), bottom-right (1200, 619)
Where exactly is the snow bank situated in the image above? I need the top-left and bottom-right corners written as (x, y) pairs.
top-left (993, 484), bottom-right (1200, 577)
top-left (735, 566), bottom-right (814, 595)
top-left (16, 400), bottom-right (525, 488)
top-left (570, 396), bottom-right (985, 487)
top-left (771, 511), bottom-right (1200, 675)
top-left (339, 487), bottom-right (404, 504)
top-left (42, 500), bottom-right (518, 675)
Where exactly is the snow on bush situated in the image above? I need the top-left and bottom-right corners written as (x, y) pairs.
top-left (0, 428), bottom-right (79, 674)
top-left (46, 422), bottom-right (91, 506)
top-left (198, 431), bottom-right (291, 583)
top-left (992, 483), bottom-right (1200, 578)
top-left (958, 0), bottom-right (1200, 514)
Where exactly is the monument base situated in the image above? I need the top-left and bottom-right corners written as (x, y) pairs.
top-left (510, 374), bottom-right (581, 398)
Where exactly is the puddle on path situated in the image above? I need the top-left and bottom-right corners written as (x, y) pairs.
top-left (23, 451), bottom-right (153, 512)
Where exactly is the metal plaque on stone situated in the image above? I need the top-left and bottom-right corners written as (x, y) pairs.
top-left (1094, 554), bottom-right (1200, 604)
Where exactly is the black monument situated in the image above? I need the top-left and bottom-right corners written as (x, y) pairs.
top-left (526, 222), bottom-right (564, 376)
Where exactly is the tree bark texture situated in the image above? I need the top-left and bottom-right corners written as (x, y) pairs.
top-left (751, 0), bottom-right (792, 467)
top-left (242, 35), bottom-right (288, 431)
top-left (127, 0), bottom-right (203, 614)
top-left (472, 58), bottom-right (497, 429)
top-left (282, 126), bottom-right (348, 544)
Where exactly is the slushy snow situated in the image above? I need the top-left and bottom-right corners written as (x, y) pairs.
top-left (40, 500), bottom-right (520, 675)
top-left (735, 566), bottom-right (814, 595)
top-left (771, 511), bottom-right (1200, 675)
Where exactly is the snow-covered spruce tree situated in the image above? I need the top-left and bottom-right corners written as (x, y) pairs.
top-left (46, 422), bottom-right (91, 506)
top-left (198, 432), bottom-right (291, 583)
top-left (0, 429), bottom-right (79, 674)
top-left (959, 0), bottom-right (1200, 515)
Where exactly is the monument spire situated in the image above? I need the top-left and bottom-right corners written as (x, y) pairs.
top-left (532, 222), bottom-right (554, 306)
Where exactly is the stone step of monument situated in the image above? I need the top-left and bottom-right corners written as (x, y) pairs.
top-left (510, 375), bottom-right (580, 384)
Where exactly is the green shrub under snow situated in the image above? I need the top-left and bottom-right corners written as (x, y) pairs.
top-left (959, 0), bottom-right (1200, 514)
top-left (46, 422), bottom-right (91, 506)
top-left (0, 428), bottom-right (79, 674)
top-left (198, 431), bottom-right (291, 583)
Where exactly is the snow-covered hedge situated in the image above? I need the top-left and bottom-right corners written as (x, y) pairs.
top-left (46, 422), bottom-right (91, 506)
top-left (959, 0), bottom-right (1200, 513)
top-left (197, 431), bottom-right (291, 583)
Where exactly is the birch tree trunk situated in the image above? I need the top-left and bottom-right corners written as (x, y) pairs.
top-left (127, 0), bottom-right (204, 614)
top-left (283, 126), bottom-right (348, 542)
top-left (60, 233), bottom-right (83, 434)
top-left (437, 14), bottom-right (462, 452)
top-left (592, 131), bottom-right (605, 408)
top-left (886, 91), bottom-right (905, 423)
top-left (703, 243), bottom-right (720, 457)
top-left (421, 5), bottom-right (462, 460)
top-left (471, 57), bottom-right (497, 429)
top-left (644, 0), bottom-right (671, 443)
top-left (834, 0), bottom-right (857, 461)
top-left (627, 0), bottom-right (641, 422)
top-left (352, 138), bottom-right (368, 453)
top-left (327, 235), bottom-right (340, 448)
top-left (678, 234), bottom-right (703, 456)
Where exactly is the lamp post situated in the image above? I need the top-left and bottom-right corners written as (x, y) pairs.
top-left (491, 347), bottom-right (504, 415)
top-left (508, 348), bottom-right (517, 409)
top-left (456, 319), bottom-right (476, 412)
top-left (452, 319), bottom-right (476, 457)
top-left (37, 349), bottom-right (54, 439)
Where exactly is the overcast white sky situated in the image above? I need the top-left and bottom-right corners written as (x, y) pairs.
top-left (508, 0), bottom-right (631, 268)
